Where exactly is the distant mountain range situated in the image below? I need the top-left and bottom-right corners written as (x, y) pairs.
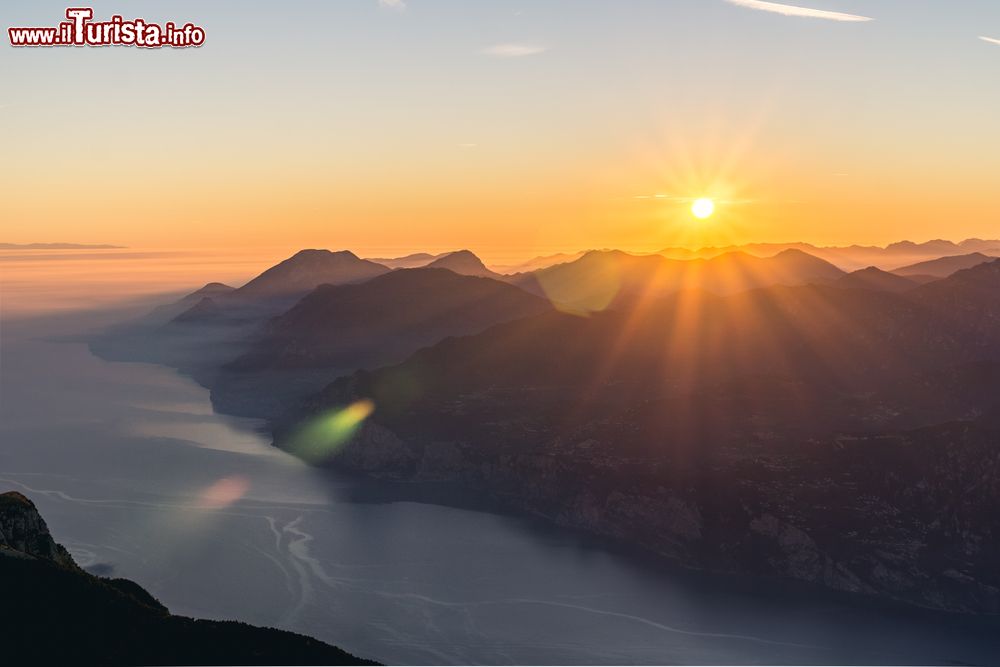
top-left (656, 238), bottom-right (1000, 272)
top-left (365, 252), bottom-right (449, 269)
top-left (892, 252), bottom-right (998, 278)
top-left (0, 491), bottom-right (372, 665)
top-left (369, 239), bottom-right (1000, 276)
top-left (90, 242), bottom-right (1000, 614)
top-left (0, 242), bottom-right (124, 250)
top-left (510, 248), bottom-right (846, 313)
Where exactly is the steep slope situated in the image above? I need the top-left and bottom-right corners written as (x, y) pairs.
top-left (0, 492), bottom-right (372, 666)
top-left (833, 267), bottom-right (918, 293)
top-left (230, 268), bottom-right (549, 372)
top-left (207, 269), bottom-right (551, 419)
top-left (892, 252), bottom-right (995, 278)
top-left (909, 259), bottom-right (1000, 351)
top-left (0, 492), bottom-right (76, 567)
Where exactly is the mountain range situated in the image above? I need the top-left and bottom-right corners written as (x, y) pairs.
top-left (279, 260), bottom-right (1000, 613)
top-left (368, 239), bottom-right (1000, 276)
top-left (509, 248), bottom-right (846, 313)
top-left (656, 238), bottom-right (1000, 272)
top-left (90, 241), bottom-right (1000, 614)
top-left (0, 242), bottom-right (125, 250)
top-left (209, 268), bottom-right (550, 419)
top-left (892, 252), bottom-right (999, 278)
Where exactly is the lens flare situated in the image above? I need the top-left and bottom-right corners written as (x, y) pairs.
top-left (288, 400), bottom-right (376, 463)
top-left (198, 476), bottom-right (250, 509)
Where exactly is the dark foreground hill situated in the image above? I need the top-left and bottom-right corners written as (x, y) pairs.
top-left (277, 261), bottom-right (1000, 613)
top-left (0, 491), bottom-right (374, 666)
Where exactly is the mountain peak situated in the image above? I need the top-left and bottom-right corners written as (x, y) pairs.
top-left (773, 248), bottom-right (813, 258)
top-left (425, 250), bottom-right (497, 278)
top-left (289, 248), bottom-right (360, 262)
top-left (231, 249), bottom-right (390, 303)
top-left (834, 266), bottom-right (916, 293)
top-left (0, 491), bottom-right (77, 567)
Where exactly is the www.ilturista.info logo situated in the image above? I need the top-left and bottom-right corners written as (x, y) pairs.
top-left (8, 8), bottom-right (205, 48)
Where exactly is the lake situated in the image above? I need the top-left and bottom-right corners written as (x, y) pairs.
top-left (1, 249), bottom-right (998, 665)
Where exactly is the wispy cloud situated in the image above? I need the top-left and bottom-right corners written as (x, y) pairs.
top-left (725, 0), bottom-right (873, 22)
top-left (378, 0), bottom-right (406, 10)
top-left (980, 36), bottom-right (1000, 46)
top-left (482, 43), bottom-right (548, 58)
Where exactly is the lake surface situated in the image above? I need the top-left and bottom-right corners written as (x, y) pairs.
top-left (2, 250), bottom-right (999, 665)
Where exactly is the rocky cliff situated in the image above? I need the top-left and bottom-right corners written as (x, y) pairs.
top-left (0, 491), bottom-right (77, 567)
top-left (301, 417), bottom-right (1000, 614)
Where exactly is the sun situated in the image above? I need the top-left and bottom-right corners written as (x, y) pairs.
top-left (691, 198), bottom-right (715, 219)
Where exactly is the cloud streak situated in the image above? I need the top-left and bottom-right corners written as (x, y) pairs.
top-left (725, 0), bottom-right (873, 22)
top-left (378, 0), bottom-right (406, 10)
top-left (482, 43), bottom-right (548, 57)
top-left (980, 36), bottom-right (1000, 46)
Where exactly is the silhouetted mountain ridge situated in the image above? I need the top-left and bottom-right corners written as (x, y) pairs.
top-left (511, 248), bottom-right (845, 313)
top-left (230, 268), bottom-right (549, 372)
top-left (228, 249), bottom-right (391, 304)
top-left (833, 267), bottom-right (918, 293)
top-left (658, 238), bottom-right (1000, 271)
top-left (893, 252), bottom-right (996, 278)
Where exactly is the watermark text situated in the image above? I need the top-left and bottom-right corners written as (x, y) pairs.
top-left (9, 8), bottom-right (205, 48)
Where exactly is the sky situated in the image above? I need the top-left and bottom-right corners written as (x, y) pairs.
top-left (4, 0), bottom-right (1000, 257)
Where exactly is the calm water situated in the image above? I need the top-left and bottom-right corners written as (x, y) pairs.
top-left (2, 251), bottom-right (999, 665)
